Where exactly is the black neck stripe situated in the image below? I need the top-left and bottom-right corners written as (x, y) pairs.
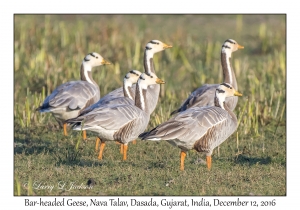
top-left (222, 45), bottom-right (231, 49)
top-left (216, 89), bottom-right (225, 93)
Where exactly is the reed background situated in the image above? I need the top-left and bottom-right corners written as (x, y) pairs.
top-left (14, 14), bottom-right (286, 196)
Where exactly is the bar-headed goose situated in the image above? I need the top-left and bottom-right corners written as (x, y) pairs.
top-left (171, 39), bottom-right (243, 115)
top-left (140, 83), bottom-right (242, 171)
top-left (79, 40), bottom-right (171, 146)
top-left (79, 70), bottom-right (142, 151)
top-left (37, 52), bottom-right (111, 136)
top-left (67, 72), bottom-right (165, 161)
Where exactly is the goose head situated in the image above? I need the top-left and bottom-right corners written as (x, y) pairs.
top-left (221, 39), bottom-right (244, 55)
top-left (82, 52), bottom-right (111, 70)
top-left (138, 72), bottom-right (165, 90)
top-left (124, 70), bottom-right (142, 85)
top-left (215, 83), bottom-right (242, 108)
top-left (145, 40), bottom-right (172, 54)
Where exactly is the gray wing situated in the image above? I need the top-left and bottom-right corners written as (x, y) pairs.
top-left (79, 96), bottom-right (134, 115)
top-left (38, 81), bottom-right (100, 112)
top-left (99, 86), bottom-right (127, 102)
top-left (140, 106), bottom-right (237, 151)
top-left (145, 84), bottom-right (160, 114)
top-left (70, 104), bottom-right (150, 143)
top-left (81, 83), bottom-right (159, 115)
top-left (171, 84), bottom-right (237, 115)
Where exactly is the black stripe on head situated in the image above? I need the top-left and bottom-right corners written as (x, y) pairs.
top-left (145, 46), bottom-right (152, 50)
top-left (129, 70), bottom-right (139, 76)
top-left (222, 44), bottom-right (231, 49)
top-left (220, 83), bottom-right (232, 89)
top-left (139, 75), bottom-right (146, 80)
top-left (225, 39), bottom-right (235, 44)
top-left (216, 89), bottom-right (225, 94)
top-left (124, 74), bottom-right (130, 79)
top-left (84, 57), bottom-right (90, 62)
top-left (89, 53), bottom-right (96, 57)
top-left (150, 40), bottom-right (159, 45)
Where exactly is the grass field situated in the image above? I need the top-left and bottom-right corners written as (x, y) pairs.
top-left (14, 14), bottom-right (286, 196)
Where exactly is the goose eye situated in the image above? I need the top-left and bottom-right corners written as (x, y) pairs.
top-left (96, 57), bottom-right (98, 59)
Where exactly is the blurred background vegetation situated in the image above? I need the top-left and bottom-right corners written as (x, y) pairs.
top-left (14, 14), bottom-right (286, 196)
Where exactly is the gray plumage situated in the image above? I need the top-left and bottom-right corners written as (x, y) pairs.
top-left (141, 105), bottom-right (237, 155)
top-left (38, 80), bottom-right (100, 125)
top-left (171, 39), bottom-right (244, 115)
top-left (98, 83), bottom-right (160, 115)
top-left (68, 72), bottom-right (165, 146)
top-left (37, 52), bottom-right (111, 127)
top-left (140, 83), bottom-right (242, 170)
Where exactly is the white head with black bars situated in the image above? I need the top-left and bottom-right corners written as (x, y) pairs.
top-left (124, 70), bottom-right (142, 85)
top-left (138, 72), bottom-right (165, 90)
top-left (221, 39), bottom-right (244, 57)
top-left (82, 52), bottom-right (111, 71)
top-left (145, 40), bottom-right (172, 55)
top-left (215, 83), bottom-right (242, 109)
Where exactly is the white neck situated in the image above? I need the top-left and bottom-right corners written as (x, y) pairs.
top-left (221, 48), bottom-right (236, 88)
top-left (81, 62), bottom-right (93, 84)
top-left (144, 50), bottom-right (155, 74)
top-left (123, 79), bottom-right (134, 100)
top-left (135, 81), bottom-right (148, 112)
top-left (80, 62), bottom-right (98, 86)
top-left (82, 61), bottom-right (92, 71)
top-left (215, 92), bottom-right (226, 110)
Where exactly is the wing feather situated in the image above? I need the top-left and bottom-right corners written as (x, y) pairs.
top-left (171, 84), bottom-right (237, 114)
top-left (39, 81), bottom-right (99, 112)
top-left (141, 106), bottom-right (237, 151)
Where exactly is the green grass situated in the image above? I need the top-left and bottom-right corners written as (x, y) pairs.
top-left (14, 14), bottom-right (286, 196)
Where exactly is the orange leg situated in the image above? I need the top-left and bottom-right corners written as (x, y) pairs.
top-left (180, 151), bottom-right (187, 171)
top-left (63, 123), bottom-right (68, 136)
top-left (132, 140), bottom-right (137, 145)
top-left (123, 144), bottom-right (128, 161)
top-left (120, 144), bottom-right (124, 154)
top-left (95, 137), bottom-right (100, 152)
top-left (206, 156), bottom-right (212, 170)
top-left (98, 141), bottom-right (106, 160)
top-left (82, 130), bottom-right (87, 140)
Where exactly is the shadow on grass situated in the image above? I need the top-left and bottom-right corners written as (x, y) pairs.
top-left (234, 155), bottom-right (272, 166)
top-left (14, 136), bottom-right (55, 155)
top-left (143, 161), bottom-right (168, 170)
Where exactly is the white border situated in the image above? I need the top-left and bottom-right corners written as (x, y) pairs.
top-left (3, 0), bottom-right (296, 209)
